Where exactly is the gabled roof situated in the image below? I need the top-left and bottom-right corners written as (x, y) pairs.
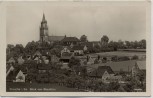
top-left (88, 66), bottom-right (114, 77)
top-left (61, 52), bottom-right (73, 60)
top-left (108, 60), bottom-right (141, 72)
top-left (7, 68), bottom-right (26, 81)
top-left (86, 60), bottom-right (143, 73)
top-left (61, 37), bottom-right (80, 42)
top-left (33, 50), bottom-right (42, 56)
top-left (8, 57), bottom-right (16, 62)
top-left (48, 36), bottom-right (65, 42)
top-left (6, 64), bottom-right (14, 73)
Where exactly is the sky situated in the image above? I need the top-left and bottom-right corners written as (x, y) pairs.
top-left (6, 2), bottom-right (147, 46)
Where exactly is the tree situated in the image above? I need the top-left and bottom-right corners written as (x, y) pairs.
top-left (139, 39), bottom-right (146, 49)
top-left (80, 35), bottom-right (88, 42)
top-left (50, 48), bottom-right (61, 57)
top-left (108, 82), bottom-right (120, 92)
top-left (118, 40), bottom-right (125, 49)
top-left (25, 41), bottom-right (39, 54)
top-left (125, 41), bottom-right (131, 48)
top-left (93, 44), bottom-right (101, 53)
top-left (68, 57), bottom-right (81, 75)
top-left (101, 35), bottom-right (109, 45)
top-left (108, 41), bottom-right (118, 51)
top-left (132, 55), bottom-right (139, 60)
top-left (68, 57), bottom-right (80, 68)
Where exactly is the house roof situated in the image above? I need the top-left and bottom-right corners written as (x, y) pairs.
top-left (6, 64), bottom-right (13, 73)
top-left (7, 68), bottom-right (25, 80)
top-left (37, 64), bottom-right (52, 70)
top-left (61, 37), bottom-right (80, 42)
top-left (72, 45), bottom-right (84, 50)
top-left (48, 36), bottom-right (65, 42)
top-left (62, 52), bottom-right (73, 56)
top-left (8, 57), bottom-right (16, 63)
top-left (88, 66), bottom-right (114, 77)
top-left (86, 60), bottom-right (145, 73)
top-left (33, 50), bottom-right (42, 56)
top-left (60, 56), bottom-right (72, 60)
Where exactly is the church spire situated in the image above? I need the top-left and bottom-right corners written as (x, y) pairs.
top-left (42, 13), bottom-right (47, 23)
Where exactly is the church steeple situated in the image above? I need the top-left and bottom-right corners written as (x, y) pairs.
top-left (40, 13), bottom-right (49, 43)
top-left (42, 13), bottom-right (47, 23)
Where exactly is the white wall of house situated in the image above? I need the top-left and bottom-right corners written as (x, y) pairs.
top-left (15, 70), bottom-right (25, 82)
top-left (74, 50), bottom-right (84, 55)
top-left (102, 71), bottom-right (111, 83)
top-left (61, 47), bottom-right (70, 56)
top-left (83, 45), bottom-right (88, 51)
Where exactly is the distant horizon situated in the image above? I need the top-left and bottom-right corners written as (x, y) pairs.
top-left (7, 2), bottom-right (146, 47)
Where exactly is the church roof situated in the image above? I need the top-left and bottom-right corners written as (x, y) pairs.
top-left (42, 13), bottom-right (47, 23)
top-left (48, 36), bottom-right (65, 42)
top-left (61, 37), bottom-right (80, 42)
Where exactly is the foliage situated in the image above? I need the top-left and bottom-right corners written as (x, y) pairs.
top-left (101, 35), bottom-right (109, 43)
top-left (68, 57), bottom-right (81, 68)
top-left (132, 55), bottom-right (139, 60)
top-left (118, 56), bottom-right (130, 61)
top-left (94, 58), bottom-right (99, 64)
top-left (111, 56), bottom-right (118, 62)
top-left (107, 82), bottom-right (120, 92)
top-left (93, 44), bottom-right (101, 53)
top-left (80, 35), bottom-right (88, 42)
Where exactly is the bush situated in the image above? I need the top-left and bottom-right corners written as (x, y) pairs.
top-left (118, 56), bottom-right (130, 61)
top-left (132, 55), bottom-right (139, 60)
top-left (94, 58), bottom-right (99, 64)
top-left (111, 56), bottom-right (118, 62)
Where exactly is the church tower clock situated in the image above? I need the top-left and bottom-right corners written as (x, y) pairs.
top-left (40, 13), bottom-right (49, 43)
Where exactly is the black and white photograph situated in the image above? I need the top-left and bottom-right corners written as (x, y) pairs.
top-left (1, 0), bottom-right (151, 96)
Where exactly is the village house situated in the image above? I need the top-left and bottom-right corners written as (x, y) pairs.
top-left (80, 42), bottom-right (94, 53)
top-left (108, 60), bottom-right (136, 75)
top-left (51, 55), bottom-right (60, 63)
top-left (61, 47), bottom-right (71, 56)
top-left (60, 52), bottom-right (74, 63)
top-left (17, 56), bottom-right (25, 65)
top-left (6, 64), bottom-right (14, 77)
top-left (15, 70), bottom-right (26, 82)
top-left (87, 55), bottom-right (96, 65)
top-left (61, 37), bottom-right (80, 46)
top-left (88, 66), bottom-right (114, 83)
top-left (71, 45), bottom-right (85, 56)
top-left (7, 57), bottom-right (16, 64)
top-left (60, 47), bottom-right (74, 63)
top-left (7, 68), bottom-right (27, 82)
top-left (33, 50), bottom-right (42, 58)
top-left (131, 61), bottom-right (146, 77)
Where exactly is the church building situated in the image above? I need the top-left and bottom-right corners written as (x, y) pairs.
top-left (39, 14), bottom-right (65, 43)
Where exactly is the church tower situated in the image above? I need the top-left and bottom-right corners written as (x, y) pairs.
top-left (40, 13), bottom-right (49, 43)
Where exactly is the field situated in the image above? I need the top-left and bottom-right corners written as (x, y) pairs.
top-left (6, 82), bottom-right (79, 92)
top-left (91, 51), bottom-right (146, 57)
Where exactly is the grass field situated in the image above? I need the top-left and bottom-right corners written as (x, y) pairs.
top-left (6, 82), bottom-right (79, 92)
top-left (95, 51), bottom-right (146, 57)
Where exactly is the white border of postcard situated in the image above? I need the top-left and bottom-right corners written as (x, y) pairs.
top-left (0, 0), bottom-right (151, 96)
